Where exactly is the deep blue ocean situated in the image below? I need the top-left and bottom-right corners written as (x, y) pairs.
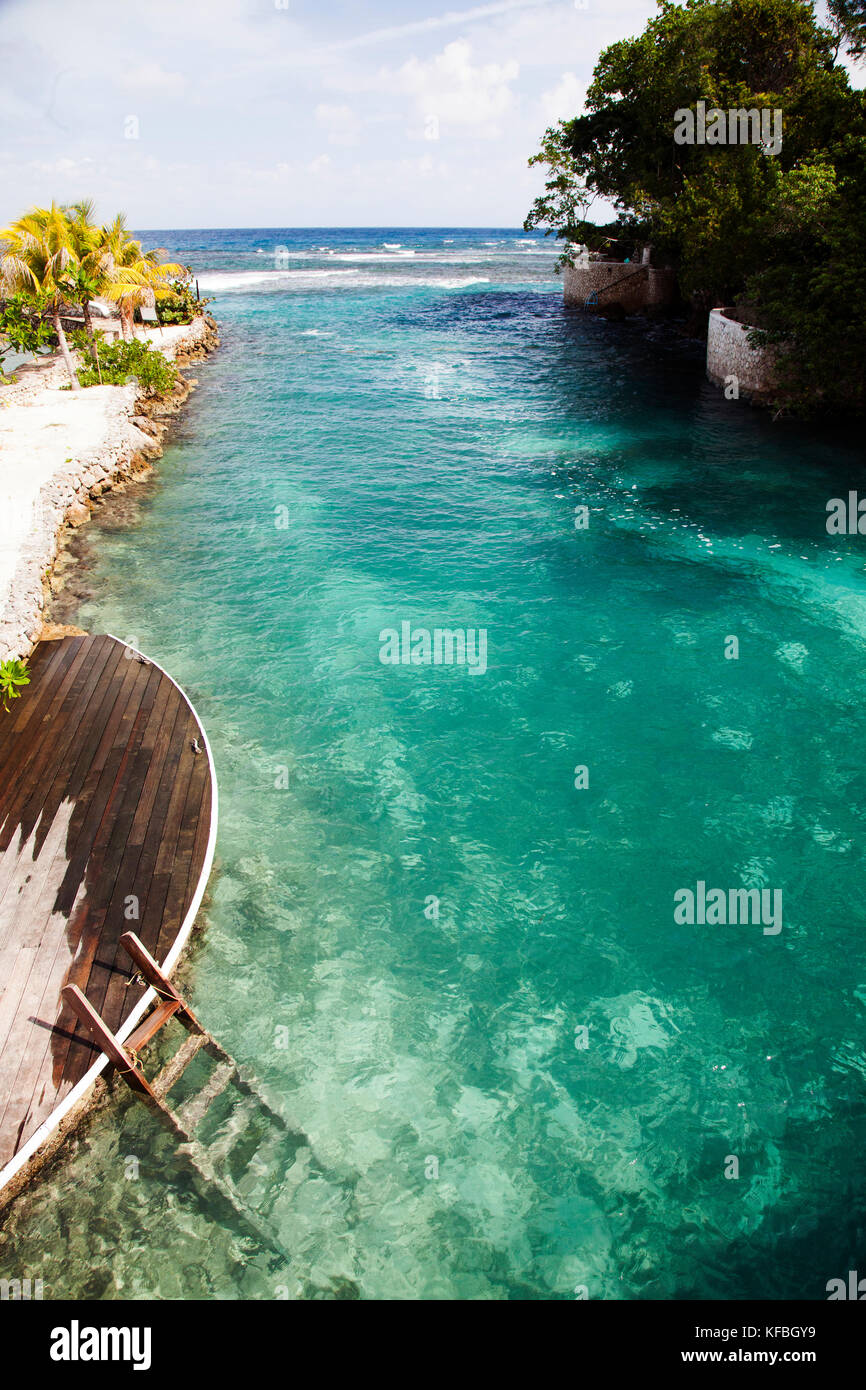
top-left (2, 228), bottom-right (866, 1300)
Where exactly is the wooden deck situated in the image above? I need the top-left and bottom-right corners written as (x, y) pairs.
top-left (0, 635), bottom-right (216, 1189)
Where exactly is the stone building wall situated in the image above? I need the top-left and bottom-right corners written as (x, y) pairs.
top-left (706, 308), bottom-right (777, 399)
top-left (562, 261), bottom-right (677, 313)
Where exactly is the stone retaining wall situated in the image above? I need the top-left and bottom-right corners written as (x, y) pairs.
top-left (706, 307), bottom-right (777, 400)
top-left (563, 261), bottom-right (677, 313)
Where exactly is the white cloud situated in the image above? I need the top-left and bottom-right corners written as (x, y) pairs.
top-left (391, 40), bottom-right (519, 137)
top-left (315, 103), bottom-right (361, 146)
top-left (539, 71), bottom-right (585, 125)
top-left (331, 0), bottom-right (556, 51)
top-left (123, 63), bottom-right (185, 93)
top-left (0, 0), bottom-right (662, 224)
top-left (465, 0), bottom-right (656, 69)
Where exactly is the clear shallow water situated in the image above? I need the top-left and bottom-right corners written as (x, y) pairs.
top-left (3, 229), bottom-right (866, 1300)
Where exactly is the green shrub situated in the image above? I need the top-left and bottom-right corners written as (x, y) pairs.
top-left (71, 336), bottom-right (179, 394)
top-left (0, 292), bottom-right (55, 377)
top-left (157, 277), bottom-right (213, 325)
top-left (0, 658), bottom-right (30, 712)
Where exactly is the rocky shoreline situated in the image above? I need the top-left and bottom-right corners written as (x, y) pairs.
top-left (0, 314), bottom-right (219, 661)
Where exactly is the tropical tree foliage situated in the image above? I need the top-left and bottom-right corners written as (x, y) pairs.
top-left (0, 203), bottom-right (84, 388)
top-left (0, 202), bottom-right (188, 385)
top-left (62, 198), bottom-right (114, 362)
top-left (525, 0), bottom-right (866, 414)
top-left (99, 214), bottom-right (185, 340)
top-left (746, 135), bottom-right (866, 413)
top-left (0, 292), bottom-right (54, 378)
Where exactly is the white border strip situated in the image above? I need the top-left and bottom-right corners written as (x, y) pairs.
top-left (0, 634), bottom-right (219, 1198)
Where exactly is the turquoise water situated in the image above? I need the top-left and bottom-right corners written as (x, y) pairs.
top-left (2, 229), bottom-right (866, 1300)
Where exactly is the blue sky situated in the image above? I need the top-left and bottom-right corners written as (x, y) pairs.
top-left (0, 0), bottom-right (859, 228)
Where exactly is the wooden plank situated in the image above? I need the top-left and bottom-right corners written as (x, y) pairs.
top-left (0, 637), bottom-right (95, 848)
top-left (85, 688), bottom-right (190, 1039)
top-left (0, 636), bottom-right (92, 810)
top-left (0, 911), bottom-right (82, 1147)
top-left (154, 738), bottom-right (211, 967)
top-left (2, 636), bottom-right (116, 860)
top-left (0, 645), bottom-right (135, 1124)
top-left (116, 704), bottom-right (192, 964)
top-left (52, 659), bottom-right (158, 918)
top-left (120, 931), bottom-right (203, 1032)
top-left (67, 666), bottom-right (175, 1009)
top-left (0, 641), bottom-right (58, 762)
top-left (0, 941), bottom-right (54, 1169)
top-left (22, 638), bottom-right (124, 859)
top-left (0, 637), bottom-right (79, 754)
top-left (0, 635), bottom-right (216, 1171)
top-left (176, 1060), bottom-right (235, 1131)
top-left (50, 662), bottom-right (167, 1088)
top-left (125, 999), bottom-right (181, 1053)
top-left (153, 1032), bottom-right (205, 1098)
top-left (60, 986), bottom-right (157, 1098)
top-left (0, 639), bottom-right (128, 956)
top-left (0, 926), bottom-right (95, 1156)
top-left (0, 640), bottom-right (120, 923)
top-left (0, 946), bottom-right (37, 1062)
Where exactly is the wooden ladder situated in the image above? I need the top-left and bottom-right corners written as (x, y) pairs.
top-left (62, 933), bottom-right (293, 1263)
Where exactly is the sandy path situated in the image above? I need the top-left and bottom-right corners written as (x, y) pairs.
top-left (0, 321), bottom-right (211, 660)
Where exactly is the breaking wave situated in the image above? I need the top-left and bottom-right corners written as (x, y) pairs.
top-left (196, 269), bottom-right (492, 292)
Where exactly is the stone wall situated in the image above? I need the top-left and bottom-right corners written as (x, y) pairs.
top-left (706, 308), bottom-right (777, 400)
top-left (563, 261), bottom-right (677, 313)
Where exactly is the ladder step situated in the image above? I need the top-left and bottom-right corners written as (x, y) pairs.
top-left (125, 999), bottom-right (182, 1053)
top-left (176, 1140), bottom-right (293, 1267)
top-left (176, 1059), bottom-right (237, 1130)
top-left (205, 1097), bottom-right (259, 1168)
top-left (152, 1033), bottom-right (206, 1099)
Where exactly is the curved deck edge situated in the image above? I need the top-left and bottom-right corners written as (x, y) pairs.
top-left (0, 635), bottom-right (218, 1210)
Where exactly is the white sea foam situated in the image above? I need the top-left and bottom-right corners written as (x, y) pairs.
top-left (326, 251), bottom-right (422, 262)
top-left (252, 249), bottom-right (544, 266)
top-left (357, 275), bottom-right (489, 289)
top-left (196, 268), bottom-right (490, 293)
top-left (195, 268), bottom-right (363, 290)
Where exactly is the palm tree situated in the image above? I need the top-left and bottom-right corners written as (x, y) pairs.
top-left (63, 199), bottom-right (111, 364)
top-left (0, 203), bottom-right (81, 389)
top-left (101, 215), bottom-right (184, 340)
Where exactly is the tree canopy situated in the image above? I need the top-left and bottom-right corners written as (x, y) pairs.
top-left (0, 202), bottom-right (187, 387)
top-left (525, 0), bottom-right (866, 414)
top-left (827, 0), bottom-right (866, 58)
